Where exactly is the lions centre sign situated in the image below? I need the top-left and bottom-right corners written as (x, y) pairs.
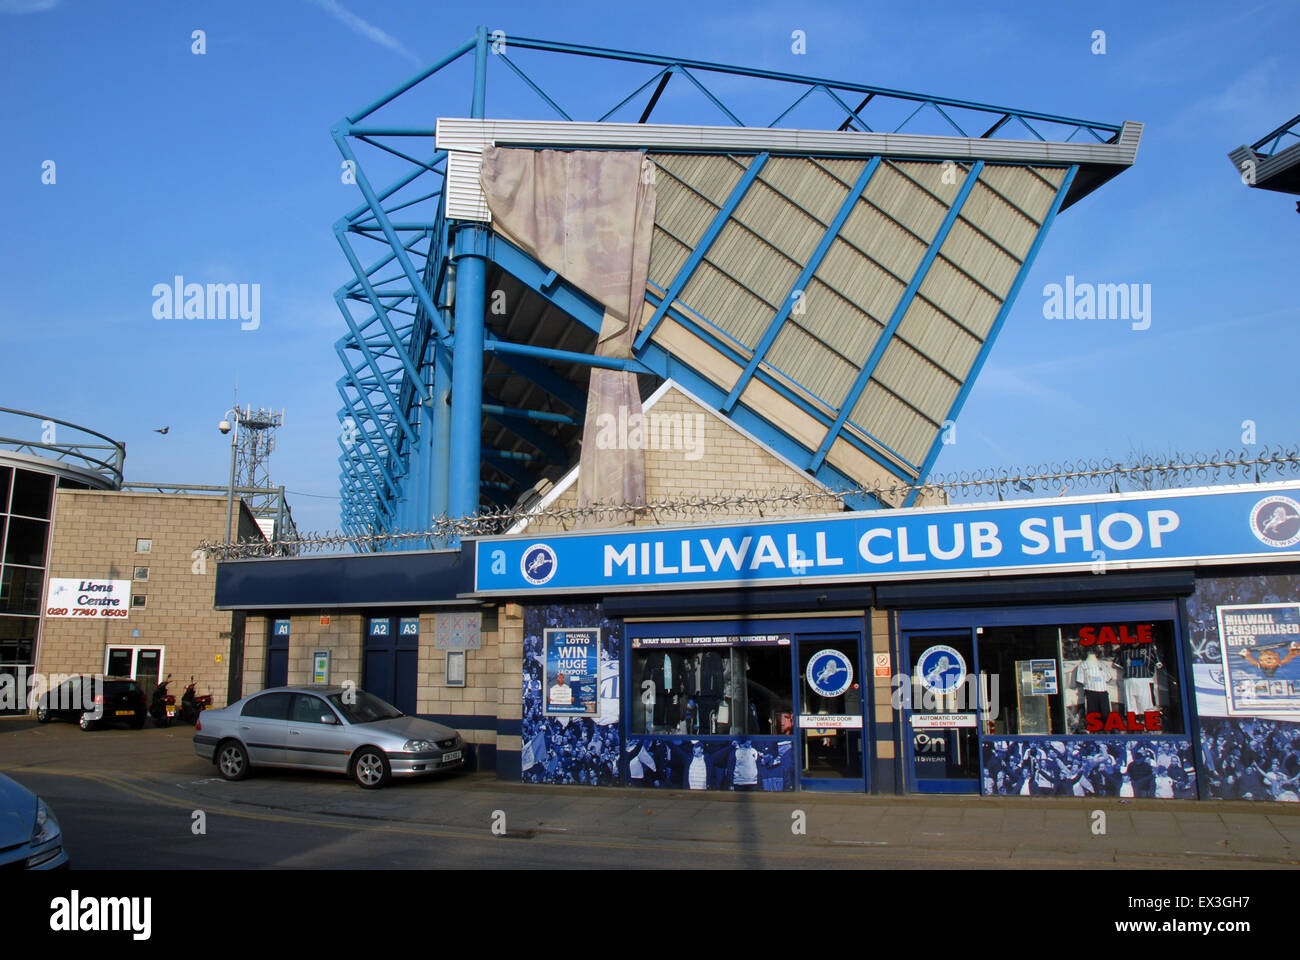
top-left (475, 484), bottom-right (1300, 595)
top-left (45, 579), bottom-right (132, 618)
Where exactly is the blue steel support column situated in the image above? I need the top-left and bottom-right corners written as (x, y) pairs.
top-left (449, 224), bottom-right (488, 518)
top-left (445, 24), bottom-right (491, 520)
top-left (431, 338), bottom-right (452, 519)
top-left (902, 164), bottom-right (1078, 507)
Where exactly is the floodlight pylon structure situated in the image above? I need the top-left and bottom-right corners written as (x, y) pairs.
top-left (332, 26), bottom-right (1141, 546)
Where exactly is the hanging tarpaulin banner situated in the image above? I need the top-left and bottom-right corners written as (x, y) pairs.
top-left (480, 147), bottom-right (657, 519)
top-left (543, 627), bottom-right (600, 717)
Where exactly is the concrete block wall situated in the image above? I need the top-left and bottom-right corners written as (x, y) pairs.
top-left (242, 614), bottom-right (266, 695)
top-left (416, 607), bottom-right (501, 764)
top-left (285, 612), bottom-right (363, 687)
top-left (494, 603), bottom-right (524, 775)
top-left (38, 491), bottom-right (257, 708)
top-left (527, 387), bottom-right (842, 534)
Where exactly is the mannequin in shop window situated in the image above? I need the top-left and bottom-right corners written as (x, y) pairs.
top-left (642, 651), bottom-right (686, 732)
top-left (1074, 651), bottom-right (1114, 716)
top-left (1122, 644), bottom-right (1162, 715)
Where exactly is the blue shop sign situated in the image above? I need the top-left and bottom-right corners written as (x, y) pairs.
top-left (473, 483), bottom-right (1300, 595)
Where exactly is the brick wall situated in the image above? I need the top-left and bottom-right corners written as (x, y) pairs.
top-left (526, 387), bottom-right (843, 533)
top-left (38, 490), bottom-right (260, 708)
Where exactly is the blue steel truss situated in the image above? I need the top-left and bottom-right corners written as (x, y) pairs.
top-left (332, 26), bottom-right (1121, 541)
top-left (1251, 113), bottom-right (1300, 158)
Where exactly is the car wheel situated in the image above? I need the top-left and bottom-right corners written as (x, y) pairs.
top-left (351, 747), bottom-right (391, 789)
top-left (35, 703), bottom-right (50, 723)
top-left (78, 712), bottom-right (97, 731)
top-left (217, 740), bottom-right (251, 781)
top-left (129, 715), bottom-right (145, 730)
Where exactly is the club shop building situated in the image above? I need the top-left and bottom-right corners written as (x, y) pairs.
top-left (216, 477), bottom-right (1300, 803)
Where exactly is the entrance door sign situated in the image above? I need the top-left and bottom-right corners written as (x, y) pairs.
top-left (474, 483), bottom-right (1300, 595)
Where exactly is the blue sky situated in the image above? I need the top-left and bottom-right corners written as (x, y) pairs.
top-left (2, 0), bottom-right (1296, 533)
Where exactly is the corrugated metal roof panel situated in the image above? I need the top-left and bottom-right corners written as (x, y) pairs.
top-left (863, 161), bottom-right (949, 239)
top-left (794, 275), bottom-right (886, 367)
top-left (895, 300), bottom-right (982, 377)
top-left (893, 160), bottom-right (967, 206)
top-left (652, 171), bottom-right (719, 246)
top-left (941, 219), bottom-right (1021, 297)
top-left (757, 156), bottom-right (857, 225)
top-left (677, 259), bottom-right (773, 349)
top-left (838, 198), bottom-right (928, 282)
top-left (648, 229), bottom-right (691, 289)
top-left (871, 336), bottom-right (960, 423)
top-left (850, 380), bottom-right (933, 466)
top-left (650, 153), bottom-right (749, 207)
top-left (960, 181), bottom-right (1037, 263)
top-left (813, 157), bottom-right (870, 188)
top-left (765, 322), bottom-right (857, 408)
top-left (696, 220), bottom-right (799, 315)
top-left (915, 258), bottom-right (1002, 339)
top-left (731, 180), bottom-right (826, 265)
top-left (980, 164), bottom-right (1062, 224)
top-left (814, 235), bottom-right (907, 323)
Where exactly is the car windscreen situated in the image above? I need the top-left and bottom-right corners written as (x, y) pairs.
top-left (327, 690), bottom-right (403, 724)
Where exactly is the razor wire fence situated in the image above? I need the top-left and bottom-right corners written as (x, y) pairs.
top-left (198, 445), bottom-right (1300, 559)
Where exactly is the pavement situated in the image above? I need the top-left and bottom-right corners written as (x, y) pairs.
top-left (2, 716), bottom-right (1298, 868)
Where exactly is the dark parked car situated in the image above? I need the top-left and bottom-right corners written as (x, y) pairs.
top-left (34, 676), bottom-right (147, 730)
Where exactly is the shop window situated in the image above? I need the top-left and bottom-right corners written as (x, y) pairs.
top-left (630, 639), bottom-right (793, 736)
top-left (131, 594), bottom-right (147, 609)
top-left (981, 620), bottom-right (1184, 737)
top-left (136, 539), bottom-right (152, 554)
top-left (133, 566), bottom-right (149, 581)
top-left (0, 466), bottom-right (10, 512)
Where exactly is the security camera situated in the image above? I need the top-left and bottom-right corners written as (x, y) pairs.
top-left (218, 420), bottom-right (232, 434)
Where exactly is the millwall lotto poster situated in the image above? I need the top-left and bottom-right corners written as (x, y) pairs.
top-left (1217, 603), bottom-right (1300, 715)
top-left (543, 628), bottom-right (599, 717)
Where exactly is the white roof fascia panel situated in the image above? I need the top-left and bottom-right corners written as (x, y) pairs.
top-left (437, 118), bottom-right (1142, 223)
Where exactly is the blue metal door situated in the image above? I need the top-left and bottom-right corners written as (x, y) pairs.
top-left (265, 619), bottom-right (289, 688)
top-left (363, 616), bottom-right (418, 715)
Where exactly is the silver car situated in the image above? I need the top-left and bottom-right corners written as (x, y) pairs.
top-left (193, 685), bottom-right (466, 789)
top-left (0, 772), bottom-right (68, 869)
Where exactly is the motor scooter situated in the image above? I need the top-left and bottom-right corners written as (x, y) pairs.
top-left (179, 677), bottom-right (213, 725)
top-left (149, 675), bottom-right (175, 728)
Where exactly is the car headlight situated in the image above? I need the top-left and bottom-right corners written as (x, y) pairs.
top-left (403, 739), bottom-right (434, 752)
top-left (32, 798), bottom-right (61, 845)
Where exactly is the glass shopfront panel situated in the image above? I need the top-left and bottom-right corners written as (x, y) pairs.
top-left (900, 602), bottom-right (1195, 799)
